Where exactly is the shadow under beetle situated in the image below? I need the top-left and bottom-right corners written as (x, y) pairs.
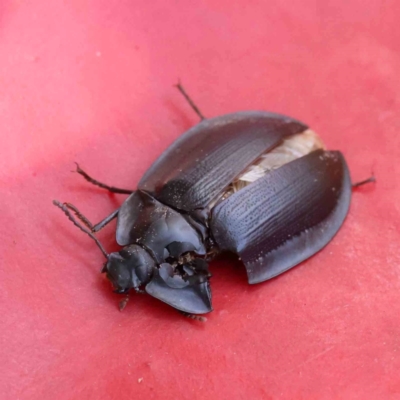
top-left (54, 84), bottom-right (374, 319)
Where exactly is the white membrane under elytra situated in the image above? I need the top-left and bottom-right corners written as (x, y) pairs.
top-left (226, 129), bottom-right (326, 197)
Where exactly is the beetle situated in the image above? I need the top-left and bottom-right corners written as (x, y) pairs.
top-left (53, 84), bottom-right (374, 320)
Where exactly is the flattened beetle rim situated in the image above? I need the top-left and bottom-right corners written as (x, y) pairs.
top-left (246, 152), bottom-right (352, 283)
top-left (207, 148), bottom-right (353, 284)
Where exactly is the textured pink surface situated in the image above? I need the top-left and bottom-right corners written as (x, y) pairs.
top-left (1, 1), bottom-right (400, 399)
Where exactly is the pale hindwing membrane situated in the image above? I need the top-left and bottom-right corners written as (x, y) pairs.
top-left (224, 129), bottom-right (325, 197)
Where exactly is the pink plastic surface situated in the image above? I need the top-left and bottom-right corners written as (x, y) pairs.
top-left (1, 1), bottom-right (399, 399)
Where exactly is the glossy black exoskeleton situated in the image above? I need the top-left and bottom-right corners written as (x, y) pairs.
top-left (54, 84), bottom-right (374, 318)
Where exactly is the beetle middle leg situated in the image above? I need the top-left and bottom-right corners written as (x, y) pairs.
top-left (74, 163), bottom-right (134, 194)
top-left (175, 81), bottom-right (205, 121)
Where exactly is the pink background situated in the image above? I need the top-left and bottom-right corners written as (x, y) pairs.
top-left (1, 1), bottom-right (399, 398)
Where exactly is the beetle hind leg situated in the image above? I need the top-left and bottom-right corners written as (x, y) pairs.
top-left (74, 163), bottom-right (134, 194)
top-left (352, 175), bottom-right (376, 188)
top-left (175, 81), bottom-right (205, 121)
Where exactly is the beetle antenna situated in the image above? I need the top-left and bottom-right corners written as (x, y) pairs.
top-left (175, 81), bottom-right (205, 121)
top-left (61, 201), bottom-right (94, 230)
top-left (53, 200), bottom-right (109, 259)
top-left (179, 311), bottom-right (207, 322)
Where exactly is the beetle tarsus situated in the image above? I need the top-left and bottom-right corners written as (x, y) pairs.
top-left (179, 311), bottom-right (207, 322)
top-left (175, 81), bottom-right (205, 121)
top-left (53, 200), bottom-right (109, 259)
top-left (352, 175), bottom-right (376, 188)
top-left (74, 162), bottom-right (134, 194)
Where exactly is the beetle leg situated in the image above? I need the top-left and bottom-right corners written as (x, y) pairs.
top-left (74, 163), bottom-right (134, 194)
top-left (175, 81), bottom-right (205, 121)
top-left (178, 311), bottom-right (207, 322)
top-left (119, 295), bottom-right (130, 311)
top-left (352, 175), bottom-right (376, 188)
top-left (92, 209), bottom-right (119, 232)
top-left (118, 288), bottom-right (146, 311)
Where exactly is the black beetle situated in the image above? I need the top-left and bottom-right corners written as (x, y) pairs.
top-left (54, 84), bottom-right (374, 319)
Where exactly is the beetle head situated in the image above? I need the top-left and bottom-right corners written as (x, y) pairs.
top-left (102, 244), bottom-right (155, 294)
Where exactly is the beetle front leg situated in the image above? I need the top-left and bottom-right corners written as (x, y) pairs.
top-left (92, 209), bottom-right (119, 232)
top-left (74, 163), bottom-right (134, 194)
top-left (118, 288), bottom-right (145, 311)
top-left (119, 295), bottom-right (130, 311)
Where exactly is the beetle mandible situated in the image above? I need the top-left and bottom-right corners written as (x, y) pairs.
top-left (54, 84), bottom-right (374, 319)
